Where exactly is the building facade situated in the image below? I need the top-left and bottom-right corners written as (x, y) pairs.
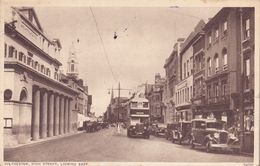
top-left (175, 20), bottom-right (205, 121)
top-left (3, 7), bottom-right (79, 146)
top-left (163, 38), bottom-right (185, 123)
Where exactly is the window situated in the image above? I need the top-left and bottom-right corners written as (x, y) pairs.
top-left (4, 118), bottom-right (13, 128)
top-left (190, 86), bottom-right (193, 98)
top-left (207, 85), bottom-right (211, 98)
top-left (4, 43), bottom-right (7, 57)
top-left (221, 80), bottom-right (227, 96)
top-left (215, 28), bottom-right (219, 39)
top-left (223, 21), bottom-right (228, 33)
top-left (19, 52), bottom-right (23, 61)
top-left (207, 58), bottom-right (212, 76)
top-left (187, 60), bottom-right (190, 76)
top-left (222, 48), bottom-right (228, 69)
top-left (215, 83), bottom-right (219, 97)
top-left (208, 33), bottom-right (212, 45)
top-left (131, 102), bottom-right (138, 108)
top-left (245, 58), bottom-right (250, 89)
top-left (143, 102), bottom-right (149, 108)
top-left (8, 46), bottom-right (14, 58)
top-left (244, 18), bottom-right (250, 39)
top-left (4, 89), bottom-right (12, 100)
top-left (27, 57), bottom-right (32, 66)
top-left (41, 65), bottom-right (45, 73)
top-left (214, 54), bottom-right (219, 72)
top-left (34, 61), bottom-right (38, 70)
top-left (71, 64), bottom-right (74, 72)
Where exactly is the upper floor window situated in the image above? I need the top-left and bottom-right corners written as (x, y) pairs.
top-left (184, 62), bottom-right (186, 78)
top-left (222, 48), bottom-right (228, 69)
top-left (207, 85), bottom-right (211, 98)
top-left (187, 60), bottom-right (190, 77)
top-left (4, 43), bottom-right (7, 57)
top-left (41, 65), bottom-right (45, 73)
top-left (207, 58), bottom-right (212, 76)
top-left (245, 57), bottom-right (250, 89)
top-left (244, 18), bottom-right (250, 39)
top-left (221, 80), bottom-right (227, 96)
top-left (18, 52), bottom-right (24, 61)
top-left (8, 46), bottom-right (14, 58)
top-left (214, 54), bottom-right (219, 72)
top-left (223, 21), bottom-right (228, 34)
top-left (208, 33), bottom-right (212, 45)
top-left (215, 28), bottom-right (219, 39)
top-left (214, 83), bottom-right (219, 97)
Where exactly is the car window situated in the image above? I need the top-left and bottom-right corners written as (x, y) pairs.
top-left (194, 121), bottom-right (206, 129)
top-left (207, 122), bottom-right (224, 129)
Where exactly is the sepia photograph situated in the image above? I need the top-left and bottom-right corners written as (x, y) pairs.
top-left (1, 0), bottom-right (259, 165)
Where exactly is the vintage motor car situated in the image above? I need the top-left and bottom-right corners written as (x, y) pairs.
top-left (166, 122), bottom-right (179, 141)
top-left (155, 124), bottom-right (167, 137)
top-left (172, 121), bottom-right (192, 144)
top-left (127, 123), bottom-right (150, 139)
top-left (190, 119), bottom-right (240, 153)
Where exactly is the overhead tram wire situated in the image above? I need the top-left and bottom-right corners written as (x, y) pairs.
top-left (89, 7), bottom-right (118, 83)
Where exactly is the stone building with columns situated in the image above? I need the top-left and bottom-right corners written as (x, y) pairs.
top-left (3, 7), bottom-right (80, 146)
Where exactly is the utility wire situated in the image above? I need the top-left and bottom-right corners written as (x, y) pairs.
top-left (89, 7), bottom-right (118, 82)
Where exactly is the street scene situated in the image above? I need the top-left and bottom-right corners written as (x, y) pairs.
top-left (4, 127), bottom-right (253, 162)
top-left (3, 5), bottom-right (256, 164)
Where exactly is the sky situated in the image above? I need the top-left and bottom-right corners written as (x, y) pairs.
top-left (34, 7), bottom-right (221, 116)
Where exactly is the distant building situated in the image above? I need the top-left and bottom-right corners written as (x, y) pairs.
top-left (3, 7), bottom-right (79, 146)
top-left (145, 73), bottom-right (165, 123)
top-left (163, 38), bottom-right (185, 123)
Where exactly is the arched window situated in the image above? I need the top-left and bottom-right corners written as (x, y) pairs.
top-left (4, 89), bottom-right (12, 100)
top-left (214, 53), bottom-right (219, 72)
top-left (207, 57), bottom-right (212, 76)
top-left (222, 48), bottom-right (228, 70)
top-left (71, 64), bottom-right (74, 72)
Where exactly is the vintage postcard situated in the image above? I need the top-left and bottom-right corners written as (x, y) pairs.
top-left (0, 0), bottom-right (259, 165)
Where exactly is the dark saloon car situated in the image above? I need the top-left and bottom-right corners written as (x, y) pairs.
top-left (127, 123), bottom-right (150, 139)
top-left (172, 121), bottom-right (191, 144)
top-left (190, 119), bottom-right (240, 153)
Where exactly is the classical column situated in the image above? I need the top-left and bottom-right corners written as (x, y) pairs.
top-left (68, 99), bottom-right (72, 133)
top-left (40, 89), bottom-right (48, 139)
top-left (54, 94), bottom-right (60, 136)
top-left (59, 96), bottom-right (64, 135)
top-left (48, 91), bottom-right (54, 137)
top-left (32, 86), bottom-right (40, 140)
top-left (64, 97), bottom-right (68, 134)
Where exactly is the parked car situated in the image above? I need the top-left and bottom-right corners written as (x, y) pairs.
top-left (155, 124), bottom-right (167, 137)
top-left (172, 121), bottom-right (191, 144)
top-left (190, 119), bottom-right (240, 153)
top-left (166, 122), bottom-right (179, 142)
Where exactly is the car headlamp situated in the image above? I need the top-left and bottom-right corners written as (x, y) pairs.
top-left (133, 126), bottom-right (135, 129)
top-left (214, 133), bottom-right (220, 139)
top-left (144, 126), bottom-right (147, 129)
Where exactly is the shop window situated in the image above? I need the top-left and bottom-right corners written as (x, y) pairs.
top-left (4, 118), bottom-right (13, 128)
top-left (244, 110), bottom-right (254, 131)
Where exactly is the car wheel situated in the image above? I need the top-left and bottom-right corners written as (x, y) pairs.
top-left (206, 141), bottom-right (212, 153)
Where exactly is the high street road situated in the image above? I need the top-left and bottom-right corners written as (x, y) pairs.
top-left (4, 127), bottom-right (253, 162)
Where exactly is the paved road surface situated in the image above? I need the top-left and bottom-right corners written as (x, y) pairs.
top-left (4, 127), bottom-right (253, 162)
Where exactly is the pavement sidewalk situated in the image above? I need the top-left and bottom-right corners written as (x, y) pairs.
top-left (4, 130), bottom-right (85, 150)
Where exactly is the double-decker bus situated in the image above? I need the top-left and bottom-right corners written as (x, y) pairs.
top-left (126, 96), bottom-right (150, 139)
